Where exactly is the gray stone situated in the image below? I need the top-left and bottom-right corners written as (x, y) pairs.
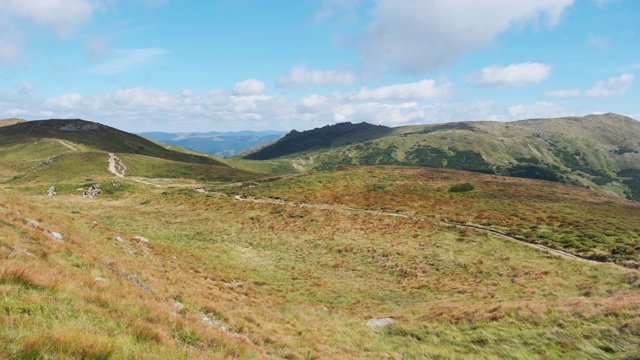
top-left (134, 236), bottom-right (149, 243)
top-left (365, 318), bottom-right (396, 327)
top-left (25, 219), bottom-right (40, 229)
top-left (51, 232), bottom-right (64, 241)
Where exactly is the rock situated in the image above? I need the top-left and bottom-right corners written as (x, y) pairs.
top-left (173, 300), bottom-right (185, 311)
top-left (25, 219), bottom-right (40, 229)
top-left (94, 277), bottom-right (106, 282)
top-left (51, 232), bottom-right (64, 241)
top-left (223, 280), bottom-right (242, 288)
top-left (195, 188), bottom-right (206, 193)
top-left (47, 186), bottom-right (56, 196)
top-left (365, 318), bottom-right (396, 328)
top-left (115, 236), bottom-right (124, 243)
top-left (134, 236), bottom-right (149, 243)
top-left (92, 221), bottom-right (98, 226)
top-left (83, 184), bottom-right (102, 198)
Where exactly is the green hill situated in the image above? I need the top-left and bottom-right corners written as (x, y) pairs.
top-left (241, 113), bottom-right (640, 200)
top-left (0, 119), bottom-right (264, 185)
top-left (0, 118), bottom-right (26, 127)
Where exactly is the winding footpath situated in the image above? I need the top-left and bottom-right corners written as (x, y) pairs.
top-left (108, 153), bottom-right (126, 178)
top-left (233, 195), bottom-right (634, 270)
top-left (107, 153), bottom-right (162, 187)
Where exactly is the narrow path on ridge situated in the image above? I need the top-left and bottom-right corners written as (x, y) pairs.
top-left (108, 153), bottom-right (126, 178)
top-left (233, 195), bottom-right (635, 270)
top-left (58, 140), bottom-right (77, 151)
top-left (107, 153), bottom-right (162, 187)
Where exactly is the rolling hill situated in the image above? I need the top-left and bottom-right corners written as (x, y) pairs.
top-left (0, 118), bottom-right (264, 184)
top-left (2, 117), bottom-right (640, 358)
top-left (240, 113), bottom-right (640, 200)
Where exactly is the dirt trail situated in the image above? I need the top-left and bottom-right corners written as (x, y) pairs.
top-left (108, 153), bottom-right (126, 178)
top-left (58, 140), bottom-right (77, 151)
top-left (107, 153), bottom-right (162, 187)
top-left (234, 196), bottom-right (632, 269)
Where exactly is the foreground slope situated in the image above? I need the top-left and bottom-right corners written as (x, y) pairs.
top-left (2, 165), bottom-right (640, 359)
top-left (242, 113), bottom-right (640, 200)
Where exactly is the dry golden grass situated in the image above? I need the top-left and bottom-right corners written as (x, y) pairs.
top-left (2, 166), bottom-right (640, 358)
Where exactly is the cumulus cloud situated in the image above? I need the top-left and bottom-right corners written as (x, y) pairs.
top-left (88, 48), bottom-right (169, 74)
top-left (352, 79), bottom-right (451, 101)
top-left (545, 89), bottom-right (581, 97)
top-left (1, 0), bottom-right (100, 38)
top-left (355, 0), bottom-right (573, 75)
top-left (233, 79), bottom-right (267, 95)
top-left (278, 64), bottom-right (355, 88)
top-left (467, 62), bottom-right (551, 88)
top-left (333, 102), bottom-right (426, 125)
top-left (586, 73), bottom-right (634, 97)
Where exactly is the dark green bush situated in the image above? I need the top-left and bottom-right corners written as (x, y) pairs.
top-left (449, 183), bottom-right (474, 192)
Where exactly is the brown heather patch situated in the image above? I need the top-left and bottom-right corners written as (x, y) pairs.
top-left (133, 319), bottom-right (168, 344)
top-left (19, 329), bottom-right (115, 360)
top-left (3, 167), bottom-right (640, 358)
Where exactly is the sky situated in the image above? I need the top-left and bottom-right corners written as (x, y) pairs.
top-left (0, 0), bottom-right (638, 133)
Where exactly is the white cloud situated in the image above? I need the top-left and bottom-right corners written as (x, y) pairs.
top-left (593, 0), bottom-right (622, 7)
top-left (586, 73), bottom-right (634, 97)
top-left (468, 62), bottom-right (551, 88)
top-left (352, 79), bottom-right (451, 101)
top-left (1, 0), bottom-right (100, 38)
top-left (313, 0), bottom-right (362, 23)
top-left (278, 64), bottom-right (355, 88)
top-left (0, 26), bottom-right (23, 65)
top-left (587, 35), bottom-right (609, 50)
top-left (88, 48), bottom-right (169, 74)
top-left (83, 35), bottom-right (112, 58)
top-left (508, 101), bottom-right (571, 119)
top-left (545, 89), bottom-right (580, 97)
top-left (355, 0), bottom-right (573, 75)
top-left (333, 102), bottom-right (426, 125)
top-left (233, 79), bottom-right (267, 95)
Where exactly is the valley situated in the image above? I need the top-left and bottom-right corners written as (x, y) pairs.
top-left (1, 118), bottom-right (640, 359)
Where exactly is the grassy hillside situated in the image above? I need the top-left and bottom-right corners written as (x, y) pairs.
top-left (2, 166), bottom-right (640, 358)
top-left (0, 119), bottom-right (227, 166)
top-left (0, 118), bottom-right (26, 127)
top-left (0, 119), bottom-right (265, 185)
top-left (241, 114), bottom-right (640, 200)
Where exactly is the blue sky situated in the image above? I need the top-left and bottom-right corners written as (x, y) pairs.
top-left (0, 0), bottom-right (638, 132)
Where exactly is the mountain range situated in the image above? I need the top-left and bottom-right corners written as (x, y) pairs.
top-left (241, 113), bottom-right (640, 201)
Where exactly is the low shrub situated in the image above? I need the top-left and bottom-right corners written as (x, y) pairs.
top-left (449, 183), bottom-right (475, 192)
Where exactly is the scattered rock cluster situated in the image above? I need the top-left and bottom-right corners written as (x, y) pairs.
top-left (82, 184), bottom-right (101, 198)
top-left (24, 218), bottom-right (64, 242)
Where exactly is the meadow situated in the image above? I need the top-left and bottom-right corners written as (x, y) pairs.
top-left (2, 165), bottom-right (640, 359)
